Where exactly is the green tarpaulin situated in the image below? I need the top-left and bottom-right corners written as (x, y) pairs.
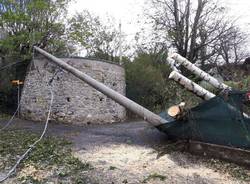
top-left (158, 91), bottom-right (250, 149)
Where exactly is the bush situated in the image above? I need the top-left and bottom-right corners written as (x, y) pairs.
top-left (225, 76), bottom-right (250, 91)
top-left (125, 53), bottom-right (200, 113)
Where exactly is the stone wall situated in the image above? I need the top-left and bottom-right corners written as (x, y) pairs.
top-left (20, 57), bottom-right (126, 125)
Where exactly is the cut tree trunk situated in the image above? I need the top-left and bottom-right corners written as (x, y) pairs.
top-left (169, 71), bottom-right (216, 100)
top-left (168, 105), bottom-right (181, 117)
top-left (169, 70), bottom-right (249, 118)
top-left (168, 102), bottom-right (186, 119)
top-left (170, 53), bottom-right (230, 90)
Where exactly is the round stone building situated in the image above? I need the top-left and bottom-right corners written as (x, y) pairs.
top-left (20, 56), bottom-right (126, 125)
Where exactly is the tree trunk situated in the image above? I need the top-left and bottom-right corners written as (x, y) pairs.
top-left (169, 71), bottom-right (215, 100)
top-left (170, 53), bottom-right (230, 90)
top-left (188, 0), bottom-right (205, 61)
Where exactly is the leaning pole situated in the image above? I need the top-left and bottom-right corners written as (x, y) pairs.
top-left (169, 71), bottom-right (216, 100)
top-left (170, 53), bottom-right (230, 90)
top-left (33, 46), bottom-right (167, 126)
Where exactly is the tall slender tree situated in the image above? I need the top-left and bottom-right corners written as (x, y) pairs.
top-left (147, 0), bottom-right (246, 67)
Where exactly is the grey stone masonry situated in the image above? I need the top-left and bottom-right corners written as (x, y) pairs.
top-left (20, 57), bottom-right (126, 125)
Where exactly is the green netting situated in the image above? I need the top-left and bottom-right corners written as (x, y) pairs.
top-left (158, 91), bottom-right (250, 149)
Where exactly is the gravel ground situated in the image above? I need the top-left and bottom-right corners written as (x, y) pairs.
top-left (0, 119), bottom-right (248, 184)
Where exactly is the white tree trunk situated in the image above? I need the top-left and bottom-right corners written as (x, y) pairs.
top-left (166, 57), bottom-right (180, 72)
top-left (169, 70), bottom-right (249, 118)
top-left (167, 102), bottom-right (185, 118)
top-left (169, 71), bottom-right (216, 100)
top-left (170, 53), bottom-right (230, 90)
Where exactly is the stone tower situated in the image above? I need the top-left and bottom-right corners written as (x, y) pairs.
top-left (20, 57), bottom-right (126, 125)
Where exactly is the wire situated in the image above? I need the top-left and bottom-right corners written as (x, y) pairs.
top-left (0, 54), bottom-right (35, 131)
top-left (0, 61), bottom-right (23, 72)
top-left (0, 85), bottom-right (54, 183)
top-left (0, 53), bottom-right (58, 182)
top-left (0, 103), bottom-right (20, 131)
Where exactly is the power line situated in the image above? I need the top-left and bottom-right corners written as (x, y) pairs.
top-left (0, 60), bottom-right (34, 131)
top-left (0, 61), bottom-right (23, 72)
top-left (0, 103), bottom-right (20, 132)
top-left (0, 85), bottom-right (54, 182)
top-left (0, 57), bottom-right (58, 182)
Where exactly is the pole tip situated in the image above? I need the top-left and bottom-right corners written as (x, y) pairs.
top-left (169, 71), bottom-right (177, 79)
top-left (170, 53), bottom-right (179, 59)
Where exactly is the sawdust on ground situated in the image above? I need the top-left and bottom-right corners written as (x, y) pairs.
top-left (74, 143), bottom-right (245, 184)
top-left (1, 119), bottom-right (248, 184)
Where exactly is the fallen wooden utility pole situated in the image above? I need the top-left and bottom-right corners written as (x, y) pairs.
top-left (169, 71), bottom-right (216, 100)
top-left (33, 46), bottom-right (167, 126)
top-left (170, 53), bottom-right (230, 90)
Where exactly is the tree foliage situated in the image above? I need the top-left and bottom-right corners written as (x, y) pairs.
top-left (0, 0), bottom-right (71, 59)
top-left (125, 51), bottom-right (200, 112)
top-left (68, 10), bottom-right (127, 62)
top-left (125, 53), bottom-right (169, 111)
top-left (0, 0), bottom-right (72, 112)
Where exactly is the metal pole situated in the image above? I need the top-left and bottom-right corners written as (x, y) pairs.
top-left (34, 46), bottom-right (167, 126)
top-left (17, 84), bottom-right (20, 118)
top-left (118, 21), bottom-right (122, 65)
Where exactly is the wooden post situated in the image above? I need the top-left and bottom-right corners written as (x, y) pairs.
top-left (169, 71), bottom-right (216, 100)
top-left (170, 53), bottom-right (230, 90)
top-left (11, 80), bottom-right (23, 118)
top-left (33, 46), bottom-right (168, 126)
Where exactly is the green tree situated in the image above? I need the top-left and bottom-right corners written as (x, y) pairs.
top-left (125, 48), bottom-right (202, 113)
top-left (0, 0), bottom-right (72, 113)
top-left (125, 52), bottom-right (174, 112)
top-left (68, 10), bottom-right (127, 62)
top-left (0, 0), bottom-right (71, 60)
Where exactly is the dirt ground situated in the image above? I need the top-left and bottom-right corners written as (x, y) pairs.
top-left (0, 119), bottom-right (249, 184)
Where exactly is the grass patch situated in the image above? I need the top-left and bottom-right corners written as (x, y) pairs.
top-left (0, 130), bottom-right (93, 183)
top-left (142, 173), bottom-right (167, 183)
top-left (0, 113), bottom-right (11, 120)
